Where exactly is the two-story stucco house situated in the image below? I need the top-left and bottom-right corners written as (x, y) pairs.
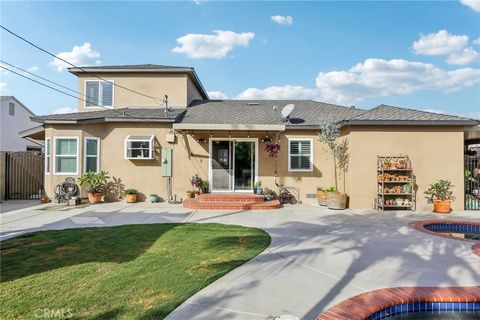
top-left (27, 64), bottom-right (479, 211)
top-left (1, 96), bottom-right (43, 152)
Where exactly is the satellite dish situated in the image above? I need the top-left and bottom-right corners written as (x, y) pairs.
top-left (281, 104), bottom-right (295, 121)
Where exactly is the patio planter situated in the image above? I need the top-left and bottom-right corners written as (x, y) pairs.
top-left (87, 192), bottom-right (103, 204)
top-left (195, 191), bottom-right (201, 198)
top-left (327, 192), bottom-right (348, 210)
top-left (126, 194), bottom-right (137, 203)
top-left (317, 190), bottom-right (327, 206)
top-left (433, 199), bottom-right (451, 214)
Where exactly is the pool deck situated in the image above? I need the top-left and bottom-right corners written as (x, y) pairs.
top-left (1, 202), bottom-right (479, 320)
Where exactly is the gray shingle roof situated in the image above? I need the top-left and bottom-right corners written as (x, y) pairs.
top-left (347, 104), bottom-right (479, 125)
top-left (178, 100), bottom-right (365, 127)
top-left (32, 107), bottom-right (185, 123)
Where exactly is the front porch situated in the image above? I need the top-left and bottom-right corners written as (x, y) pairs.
top-left (183, 193), bottom-right (281, 210)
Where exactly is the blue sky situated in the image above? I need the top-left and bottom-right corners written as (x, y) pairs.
top-left (1, 1), bottom-right (479, 117)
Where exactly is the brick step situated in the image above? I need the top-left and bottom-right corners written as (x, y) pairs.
top-left (183, 198), bottom-right (281, 210)
top-left (197, 193), bottom-right (266, 203)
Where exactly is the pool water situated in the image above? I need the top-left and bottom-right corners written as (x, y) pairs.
top-left (423, 223), bottom-right (480, 241)
top-left (388, 311), bottom-right (480, 319)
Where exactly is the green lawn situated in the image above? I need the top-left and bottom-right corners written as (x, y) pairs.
top-left (0, 223), bottom-right (270, 320)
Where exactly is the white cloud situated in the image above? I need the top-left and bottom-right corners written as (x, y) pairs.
top-left (27, 66), bottom-right (40, 73)
top-left (270, 15), bottom-right (293, 25)
top-left (208, 91), bottom-right (228, 99)
top-left (473, 38), bottom-right (480, 45)
top-left (0, 82), bottom-right (7, 93)
top-left (446, 47), bottom-right (480, 65)
top-left (236, 85), bottom-right (320, 100)
top-left (193, 0), bottom-right (205, 4)
top-left (235, 58), bottom-right (480, 105)
top-left (53, 107), bottom-right (77, 114)
top-left (460, 0), bottom-right (480, 12)
top-left (172, 30), bottom-right (255, 59)
top-left (413, 30), bottom-right (480, 65)
top-left (49, 43), bottom-right (101, 72)
top-left (413, 30), bottom-right (469, 56)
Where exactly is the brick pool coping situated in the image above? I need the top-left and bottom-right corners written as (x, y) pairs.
top-left (316, 286), bottom-right (480, 320)
top-left (409, 219), bottom-right (480, 257)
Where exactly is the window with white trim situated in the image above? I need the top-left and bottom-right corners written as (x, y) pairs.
top-left (85, 80), bottom-right (114, 108)
top-left (125, 135), bottom-right (154, 159)
top-left (85, 137), bottom-right (100, 172)
top-left (54, 137), bottom-right (78, 174)
top-left (45, 138), bottom-right (51, 174)
top-left (288, 138), bottom-right (313, 171)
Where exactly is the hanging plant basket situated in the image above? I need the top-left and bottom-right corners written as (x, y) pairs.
top-left (265, 143), bottom-right (281, 158)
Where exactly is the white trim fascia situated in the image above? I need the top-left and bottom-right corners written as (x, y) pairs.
top-left (173, 123), bottom-right (285, 131)
top-left (53, 136), bottom-right (79, 175)
top-left (288, 137), bottom-right (314, 172)
top-left (84, 137), bottom-right (100, 173)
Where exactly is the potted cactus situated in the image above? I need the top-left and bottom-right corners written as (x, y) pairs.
top-left (263, 187), bottom-right (277, 201)
top-left (424, 179), bottom-right (455, 214)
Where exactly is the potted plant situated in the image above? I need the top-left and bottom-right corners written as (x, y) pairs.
top-left (254, 181), bottom-right (263, 195)
top-left (77, 171), bottom-right (110, 204)
top-left (403, 183), bottom-right (412, 194)
top-left (265, 143), bottom-right (281, 158)
top-left (149, 194), bottom-right (159, 203)
top-left (186, 190), bottom-right (194, 199)
top-left (200, 180), bottom-right (210, 194)
top-left (124, 188), bottom-right (138, 203)
top-left (424, 179), bottom-right (455, 214)
top-left (318, 121), bottom-right (349, 210)
top-left (263, 187), bottom-right (277, 201)
top-left (317, 187), bottom-right (328, 206)
top-left (383, 158), bottom-right (391, 169)
top-left (190, 175), bottom-right (202, 198)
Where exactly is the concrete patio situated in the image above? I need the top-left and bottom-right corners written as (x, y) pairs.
top-left (1, 202), bottom-right (479, 320)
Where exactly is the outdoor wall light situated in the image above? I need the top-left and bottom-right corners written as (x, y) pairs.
top-left (196, 138), bottom-right (207, 144)
top-left (261, 135), bottom-right (273, 143)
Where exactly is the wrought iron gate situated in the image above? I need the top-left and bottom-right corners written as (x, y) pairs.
top-left (465, 155), bottom-right (480, 210)
top-left (5, 152), bottom-right (44, 200)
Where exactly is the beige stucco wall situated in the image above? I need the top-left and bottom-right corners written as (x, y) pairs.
top-left (348, 126), bottom-right (465, 211)
top-left (76, 73), bottom-right (203, 112)
top-left (44, 123), bottom-right (465, 210)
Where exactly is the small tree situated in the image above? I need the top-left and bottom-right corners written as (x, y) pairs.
top-left (318, 122), bottom-right (349, 193)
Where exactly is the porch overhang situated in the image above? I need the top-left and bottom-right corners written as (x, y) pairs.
top-left (19, 125), bottom-right (45, 140)
top-left (172, 123), bottom-right (285, 131)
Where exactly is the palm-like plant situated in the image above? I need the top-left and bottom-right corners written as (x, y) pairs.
top-left (424, 179), bottom-right (455, 201)
top-left (78, 171), bottom-right (110, 194)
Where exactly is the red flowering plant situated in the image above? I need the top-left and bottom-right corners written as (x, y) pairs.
top-left (265, 144), bottom-right (281, 158)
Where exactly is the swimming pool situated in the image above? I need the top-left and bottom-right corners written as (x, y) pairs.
top-left (423, 222), bottom-right (480, 241)
top-left (366, 302), bottom-right (480, 320)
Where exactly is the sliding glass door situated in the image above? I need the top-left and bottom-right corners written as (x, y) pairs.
top-left (211, 139), bottom-right (256, 192)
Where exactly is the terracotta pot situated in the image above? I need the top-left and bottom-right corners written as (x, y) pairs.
top-left (433, 199), bottom-right (451, 214)
top-left (40, 196), bottom-right (50, 204)
top-left (195, 191), bottom-right (201, 198)
top-left (317, 190), bottom-right (328, 206)
top-left (126, 194), bottom-right (137, 203)
top-left (327, 192), bottom-right (348, 210)
top-left (88, 192), bottom-right (103, 204)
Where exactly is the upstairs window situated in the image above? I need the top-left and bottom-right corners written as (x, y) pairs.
top-left (9, 102), bottom-right (14, 116)
top-left (85, 80), bottom-right (114, 108)
top-left (125, 135), bottom-right (154, 159)
top-left (288, 138), bottom-right (313, 171)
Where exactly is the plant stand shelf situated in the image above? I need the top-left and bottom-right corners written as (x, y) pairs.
top-left (376, 155), bottom-right (416, 211)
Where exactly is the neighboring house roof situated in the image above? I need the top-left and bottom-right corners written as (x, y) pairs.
top-left (1, 96), bottom-right (36, 116)
top-left (31, 107), bottom-right (185, 124)
top-left (346, 104), bottom-right (479, 126)
top-left (174, 99), bottom-right (365, 130)
top-left (67, 64), bottom-right (209, 99)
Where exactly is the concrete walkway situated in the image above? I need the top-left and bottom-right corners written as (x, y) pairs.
top-left (0, 200), bottom-right (41, 214)
top-left (1, 202), bottom-right (479, 320)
